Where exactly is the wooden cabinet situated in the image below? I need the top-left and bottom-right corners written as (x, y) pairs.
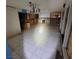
top-left (23, 13), bottom-right (39, 30)
top-left (50, 11), bottom-right (61, 25)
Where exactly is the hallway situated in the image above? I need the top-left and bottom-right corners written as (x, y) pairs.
top-left (8, 23), bottom-right (61, 59)
top-left (23, 23), bottom-right (60, 59)
top-left (6, 0), bottom-right (72, 59)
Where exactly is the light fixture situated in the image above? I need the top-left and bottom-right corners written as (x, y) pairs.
top-left (28, 2), bottom-right (40, 13)
top-left (29, 2), bottom-right (32, 7)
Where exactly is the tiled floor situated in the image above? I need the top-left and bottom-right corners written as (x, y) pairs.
top-left (8, 34), bottom-right (24, 59)
top-left (23, 23), bottom-right (60, 59)
top-left (8, 23), bottom-right (60, 59)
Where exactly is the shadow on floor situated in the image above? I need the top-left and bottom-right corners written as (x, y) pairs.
top-left (55, 51), bottom-right (63, 59)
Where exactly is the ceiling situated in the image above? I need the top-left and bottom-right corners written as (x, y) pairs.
top-left (6, 0), bottom-right (66, 12)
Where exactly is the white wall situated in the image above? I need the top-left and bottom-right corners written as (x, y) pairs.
top-left (6, 7), bottom-right (21, 37)
top-left (39, 10), bottom-right (50, 18)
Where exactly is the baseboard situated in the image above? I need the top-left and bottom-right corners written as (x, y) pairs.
top-left (7, 32), bottom-right (22, 39)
